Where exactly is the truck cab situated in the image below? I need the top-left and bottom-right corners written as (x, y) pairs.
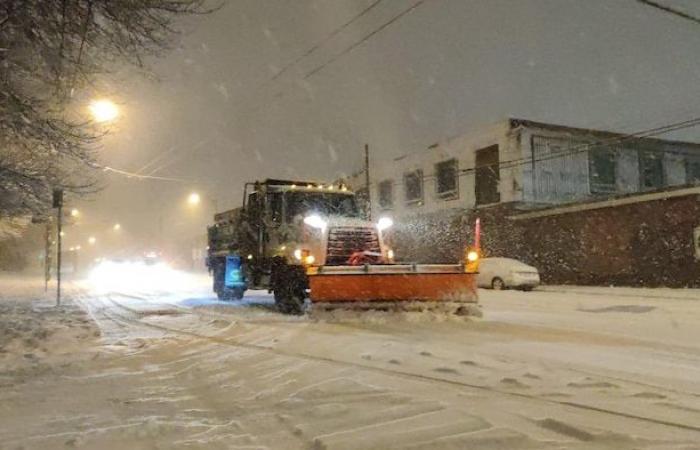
top-left (207, 179), bottom-right (393, 312)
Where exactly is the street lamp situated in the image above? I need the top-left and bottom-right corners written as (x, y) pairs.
top-left (89, 99), bottom-right (119, 123)
top-left (113, 223), bottom-right (121, 231)
top-left (70, 208), bottom-right (79, 217)
top-left (187, 192), bottom-right (201, 206)
top-left (88, 236), bottom-right (96, 245)
top-left (186, 191), bottom-right (219, 212)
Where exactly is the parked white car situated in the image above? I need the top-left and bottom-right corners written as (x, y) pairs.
top-left (477, 257), bottom-right (540, 290)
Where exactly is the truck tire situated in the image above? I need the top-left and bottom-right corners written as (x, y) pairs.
top-left (213, 264), bottom-right (226, 300)
top-left (272, 262), bottom-right (307, 315)
top-left (275, 284), bottom-right (305, 315)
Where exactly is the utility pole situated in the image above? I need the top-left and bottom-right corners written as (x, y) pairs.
top-left (364, 143), bottom-right (371, 220)
top-left (53, 189), bottom-right (63, 307)
top-left (44, 220), bottom-right (52, 292)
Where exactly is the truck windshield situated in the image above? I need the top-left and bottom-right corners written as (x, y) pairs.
top-left (284, 192), bottom-right (360, 221)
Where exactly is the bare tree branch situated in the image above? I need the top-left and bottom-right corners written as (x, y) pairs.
top-left (0, 0), bottom-right (217, 219)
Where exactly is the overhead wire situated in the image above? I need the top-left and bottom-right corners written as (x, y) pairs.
top-left (268, 0), bottom-right (386, 83)
top-left (98, 165), bottom-right (191, 183)
top-left (304, 0), bottom-right (427, 79)
top-left (634, 0), bottom-right (700, 25)
top-left (131, 145), bottom-right (180, 176)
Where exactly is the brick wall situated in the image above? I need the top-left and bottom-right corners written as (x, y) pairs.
top-left (512, 195), bottom-right (700, 287)
top-left (391, 194), bottom-right (700, 287)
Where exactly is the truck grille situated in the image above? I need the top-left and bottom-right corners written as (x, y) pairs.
top-left (326, 226), bottom-right (381, 265)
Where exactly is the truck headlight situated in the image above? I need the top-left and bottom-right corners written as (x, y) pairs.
top-left (294, 248), bottom-right (311, 261)
top-left (303, 214), bottom-right (327, 231)
top-left (377, 217), bottom-right (393, 231)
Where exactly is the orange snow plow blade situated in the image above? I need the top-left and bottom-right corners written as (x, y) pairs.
top-left (307, 220), bottom-right (482, 314)
top-left (307, 262), bottom-right (479, 314)
top-left (308, 265), bottom-right (477, 302)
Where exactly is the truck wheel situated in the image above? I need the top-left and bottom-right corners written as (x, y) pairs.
top-left (271, 262), bottom-right (308, 315)
top-left (213, 266), bottom-right (225, 299)
top-left (274, 284), bottom-right (305, 315)
top-left (232, 287), bottom-right (245, 300)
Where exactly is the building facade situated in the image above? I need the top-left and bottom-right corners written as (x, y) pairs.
top-left (351, 119), bottom-right (700, 287)
top-left (366, 118), bottom-right (700, 219)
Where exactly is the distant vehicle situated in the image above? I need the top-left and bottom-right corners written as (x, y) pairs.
top-left (477, 257), bottom-right (540, 290)
top-left (143, 251), bottom-right (161, 265)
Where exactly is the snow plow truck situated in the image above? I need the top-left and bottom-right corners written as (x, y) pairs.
top-left (206, 179), bottom-right (480, 314)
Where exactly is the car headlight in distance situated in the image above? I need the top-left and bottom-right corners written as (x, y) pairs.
top-left (303, 214), bottom-right (327, 230)
top-left (377, 217), bottom-right (393, 231)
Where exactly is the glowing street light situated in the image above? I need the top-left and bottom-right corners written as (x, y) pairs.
top-left (88, 99), bottom-right (119, 123)
top-left (187, 192), bottom-right (201, 206)
top-left (70, 208), bottom-right (79, 217)
top-left (88, 236), bottom-right (97, 245)
top-left (113, 223), bottom-right (121, 231)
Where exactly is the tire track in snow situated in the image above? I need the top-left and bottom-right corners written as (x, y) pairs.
top-left (84, 292), bottom-right (700, 435)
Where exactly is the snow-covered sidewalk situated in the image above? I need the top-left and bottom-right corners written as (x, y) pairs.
top-left (0, 273), bottom-right (100, 379)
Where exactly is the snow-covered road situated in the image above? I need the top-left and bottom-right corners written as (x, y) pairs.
top-left (1, 270), bottom-right (700, 449)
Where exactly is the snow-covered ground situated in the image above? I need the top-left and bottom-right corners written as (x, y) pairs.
top-left (1, 267), bottom-right (700, 449)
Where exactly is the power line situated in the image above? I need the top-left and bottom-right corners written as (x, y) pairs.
top-left (100, 165), bottom-right (190, 182)
top-left (635, 0), bottom-right (700, 25)
top-left (132, 145), bottom-right (179, 176)
top-left (269, 0), bottom-right (385, 83)
top-left (95, 162), bottom-right (225, 189)
top-left (239, 0), bottom-right (428, 121)
top-left (304, 0), bottom-right (427, 79)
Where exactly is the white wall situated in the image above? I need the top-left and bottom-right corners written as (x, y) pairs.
top-left (363, 119), bottom-right (700, 219)
top-left (369, 120), bottom-right (515, 219)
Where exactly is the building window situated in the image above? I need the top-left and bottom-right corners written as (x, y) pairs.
top-left (475, 145), bottom-right (500, 205)
top-left (435, 159), bottom-right (458, 200)
top-left (639, 151), bottom-right (664, 190)
top-left (404, 169), bottom-right (423, 205)
top-left (378, 180), bottom-right (393, 209)
top-left (687, 157), bottom-right (700, 185)
top-left (588, 147), bottom-right (616, 194)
